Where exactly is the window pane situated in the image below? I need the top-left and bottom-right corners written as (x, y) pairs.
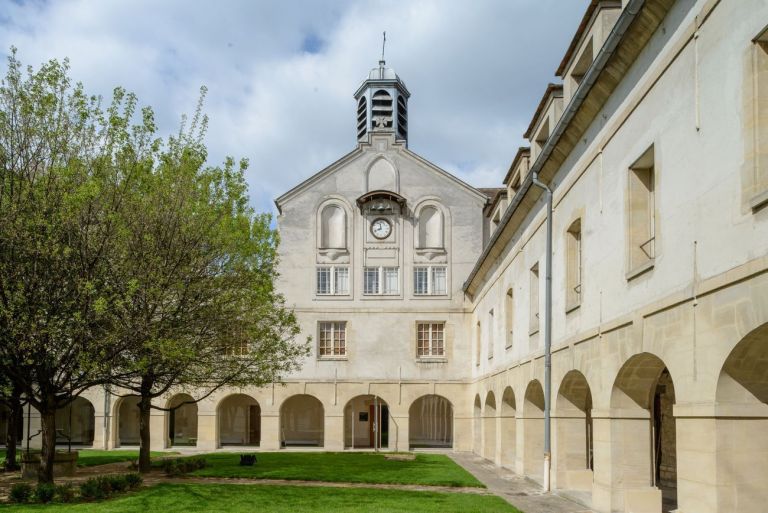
top-left (335, 267), bottom-right (349, 295)
top-left (319, 322), bottom-right (332, 356)
top-left (417, 323), bottom-right (428, 356)
top-left (383, 267), bottom-right (399, 294)
top-left (364, 267), bottom-right (379, 294)
top-left (334, 322), bottom-right (346, 355)
top-left (432, 323), bottom-right (444, 356)
top-left (414, 267), bottom-right (429, 295)
top-left (317, 267), bottom-right (331, 295)
top-left (432, 267), bottom-right (447, 295)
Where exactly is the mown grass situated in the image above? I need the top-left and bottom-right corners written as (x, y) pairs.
top-left (0, 483), bottom-right (521, 512)
top-left (185, 452), bottom-right (484, 488)
top-left (0, 449), bottom-right (172, 468)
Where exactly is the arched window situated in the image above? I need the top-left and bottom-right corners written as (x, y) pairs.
top-left (417, 206), bottom-right (443, 249)
top-left (371, 90), bottom-right (393, 130)
top-left (320, 205), bottom-right (346, 249)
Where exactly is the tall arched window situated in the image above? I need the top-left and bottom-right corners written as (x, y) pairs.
top-left (417, 206), bottom-right (443, 249)
top-left (320, 205), bottom-right (346, 249)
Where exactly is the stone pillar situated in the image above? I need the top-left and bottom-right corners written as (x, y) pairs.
top-left (260, 414), bottom-right (280, 450)
top-left (675, 414), bottom-right (717, 513)
top-left (150, 409), bottom-right (165, 450)
top-left (196, 412), bottom-right (217, 451)
top-left (453, 414), bottom-right (472, 452)
top-left (324, 413), bottom-right (344, 451)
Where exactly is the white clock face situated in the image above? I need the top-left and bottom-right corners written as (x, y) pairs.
top-left (371, 218), bottom-right (392, 239)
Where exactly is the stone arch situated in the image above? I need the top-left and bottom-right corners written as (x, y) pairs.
top-left (500, 386), bottom-right (517, 468)
top-left (714, 322), bottom-right (768, 513)
top-left (55, 397), bottom-right (95, 446)
top-left (218, 393), bottom-right (260, 447)
top-left (472, 394), bottom-right (482, 455)
top-left (483, 391), bottom-right (497, 461)
top-left (554, 370), bottom-right (593, 492)
top-left (523, 380), bottom-right (545, 480)
top-left (409, 394), bottom-right (453, 449)
top-left (343, 395), bottom-right (389, 449)
top-left (116, 395), bottom-right (141, 447)
top-left (166, 394), bottom-right (197, 447)
top-left (366, 157), bottom-right (398, 192)
top-left (280, 394), bottom-right (324, 447)
top-left (609, 352), bottom-right (677, 511)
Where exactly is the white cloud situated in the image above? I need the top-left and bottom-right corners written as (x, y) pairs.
top-left (0, 0), bottom-right (589, 213)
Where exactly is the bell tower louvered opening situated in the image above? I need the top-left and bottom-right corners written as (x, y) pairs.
top-left (397, 95), bottom-right (407, 140)
top-left (371, 90), bottom-right (393, 130)
top-left (357, 97), bottom-right (367, 140)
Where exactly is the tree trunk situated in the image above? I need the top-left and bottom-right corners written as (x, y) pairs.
top-left (3, 388), bottom-right (22, 472)
top-left (138, 395), bottom-right (152, 473)
top-left (38, 406), bottom-right (56, 484)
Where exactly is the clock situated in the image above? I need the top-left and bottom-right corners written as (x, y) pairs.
top-left (370, 218), bottom-right (392, 239)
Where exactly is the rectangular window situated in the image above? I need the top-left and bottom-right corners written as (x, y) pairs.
top-left (318, 321), bottom-right (346, 357)
top-left (505, 289), bottom-right (514, 349)
top-left (363, 266), bottom-right (399, 295)
top-left (627, 146), bottom-right (655, 275)
top-left (530, 263), bottom-right (540, 334)
top-left (316, 266), bottom-right (349, 295)
top-left (566, 219), bottom-right (582, 311)
top-left (417, 322), bottom-right (445, 357)
top-left (413, 266), bottom-right (447, 295)
top-left (488, 309), bottom-right (495, 359)
top-left (752, 30), bottom-right (768, 207)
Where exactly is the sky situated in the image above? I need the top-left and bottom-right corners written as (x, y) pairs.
top-left (0, 0), bottom-right (590, 214)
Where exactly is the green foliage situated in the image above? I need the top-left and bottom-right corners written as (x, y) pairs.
top-left (124, 472), bottom-right (143, 489)
top-left (160, 456), bottom-right (208, 476)
top-left (54, 483), bottom-right (76, 503)
top-left (35, 482), bottom-right (56, 503)
top-left (9, 482), bottom-right (33, 503)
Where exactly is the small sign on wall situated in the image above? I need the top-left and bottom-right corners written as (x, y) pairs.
top-left (359, 412), bottom-right (369, 422)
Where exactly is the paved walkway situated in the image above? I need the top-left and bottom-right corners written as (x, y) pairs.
top-left (449, 453), bottom-right (596, 513)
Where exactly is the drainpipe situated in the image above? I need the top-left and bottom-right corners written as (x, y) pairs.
top-left (531, 170), bottom-right (553, 492)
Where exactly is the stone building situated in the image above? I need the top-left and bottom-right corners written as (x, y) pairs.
top-left (3, 0), bottom-right (768, 512)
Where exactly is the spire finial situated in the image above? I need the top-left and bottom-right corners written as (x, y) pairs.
top-left (380, 31), bottom-right (386, 65)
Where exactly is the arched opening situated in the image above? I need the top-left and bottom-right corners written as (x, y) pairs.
top-left (371, 90), bottom-right (393, 130)
top-left (409, 395), bottom-right (453, 449)
top-left (367, 158), bottom-right (396, 192)
top-left (55, 397), bottom-right (95, 446)
top-left (320, 204), bottom-right (346, 249)
top-left (117, 396), bottom-right (141, 447)
top-left (167, 394), bottom-right (198, 447)
top-left (610, 353), bottom-right (677, 512)
top-left (555, 370), bottom-right (593, 492)
top-left (483, 391), bottom-right (497, 462)
top-left (523, 380), bottom-right (545, 481)
top-left (501, 387), bottom-right (517, 468)
top-left (472, 394), bottom-right (481, 454)
top-left (280, 395), bottom-right (323, 447)
top-left (218, 394), bottom-right (260, 447)
top-left (343, 395), bottom-right (389, 449)
top-left (714, 323), bottom-right (768, 513)
top-left (417, 206), bottom-right (443, 249)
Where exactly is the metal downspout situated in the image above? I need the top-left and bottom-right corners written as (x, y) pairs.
top-left (531, 170), bottom-right (553, 492)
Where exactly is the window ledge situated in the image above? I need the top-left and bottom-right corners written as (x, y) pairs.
top-left (626, 259), bottom-right (655, 281)
top-left (318, 356), bottom-right (348, 361)
top-left (750, 189), bottom-right (768, 211)
top-left (417, 357), bottom-right (447, 363)
top-left (565, 302), bottom-right (581, 314)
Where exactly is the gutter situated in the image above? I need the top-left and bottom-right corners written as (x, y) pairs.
top-left (463, 0), bottom-right (647, 297)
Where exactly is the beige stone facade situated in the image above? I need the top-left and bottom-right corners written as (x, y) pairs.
top-left (4, 1), bottom-right (768, 512)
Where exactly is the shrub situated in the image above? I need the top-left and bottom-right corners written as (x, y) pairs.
top-left (54, 483), bottom-right (76, 503)
top-left (125, 473), bottom-right (143, 489)
top-left (79, 477), bottom-right (107, 500)
top-left (108, 475), bottom-right (128, 492)
top-left (35, 483), bottom-right (56, 503)
top-left (161, 459), bottom-right (181, 476)
top-left (161, 457), bottom-right (206, 476)
top-left (9, 483), bottom-right (33, 503)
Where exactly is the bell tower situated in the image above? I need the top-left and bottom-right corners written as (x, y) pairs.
top-left (353, 49), bottom-right (410, 146)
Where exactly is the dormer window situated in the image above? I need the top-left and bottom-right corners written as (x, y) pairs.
top-left (357, 97), bottom-right (367, 140)
top-left (371, 90), bottom-right (393, 130)
top-left (535, 118), bottom-right (550, 155)
top-left (570, 38), bottom-right (593, 93)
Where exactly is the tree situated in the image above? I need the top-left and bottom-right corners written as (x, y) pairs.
top-left (0, 49), bottom-right (154, 483)
top-left (107, 94), bottom-right (307, 472)
top-left (0, 374), bottom-right (23, 472)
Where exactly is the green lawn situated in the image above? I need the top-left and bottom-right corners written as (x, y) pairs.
top-left (1, 449), bottom-right (172, 468)
top-left (0, 483), bottom-right (520, 513)
top-left (186, 452), bottom-right (483, 488)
